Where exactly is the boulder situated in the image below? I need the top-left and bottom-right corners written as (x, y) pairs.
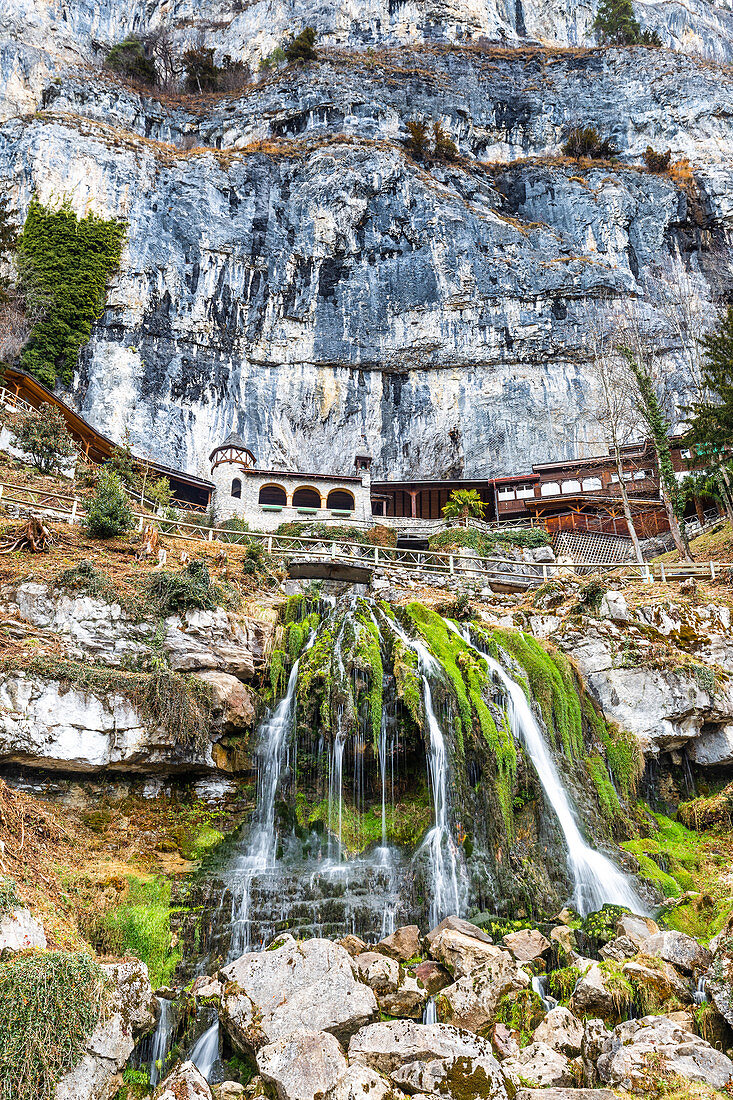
top-left (348, 1019), bottom-right (508, 1098)
top-left (154, 1062), bottom-right (212, 1100)
top-left (219, 937), bottom-right (378, 1054)
top-left (425, 916), bottom-right (492, 948)
top-left (581, 1019), bottom-right (608, 1087)
top-left (323, 1065), bottom-right (402, 1100)
top-left (414, 960), bottom-right (452, 995)
top-left (533, 1007), bottom-right (584, 1056)
top-left (501, 1041), bottom-right (575, 1088)
top-left (502, 929), bottom-right (551, 964)
top-left (0, 906), bottom-right (46, 953)
top-left (643, 931), bottom-right (712, 974)
top-left (515, 1091), bottom-right (616, 1100)
top-left (212, 1085), bottom-right (246, 1100)
top-left (597, 1015), bottom-right (733, 1091)
top-left (437, 951), bottom-right (530, 1032)
top-left (616, 914), bottom-right (659, 947)
top-left (598, 936), bottom-right (637, 963)
top-left (622, 957), bottom-right (691, 1006)
top-left (570, 965), bottom-right (623, 1022)
top-left (379, 974), bottom-right (426, 1019)
top-left (429, 927), bottom-right (504, 977)
top-left (339, 935), bottom-right (368, 957)
top-left (491, 1022), bottom-right (520, 1059)
top-left (256, 1031), bottom-right (347, 1100)
top-left (355, 952), bottom-right (400, 995)
top-left (194, 671), bottom-right (256, 730)
top-left (550, 926), bottom-right (578, 960)
top-left (56, 959), bottom-right (155, 1100)
top-left (192, 975), bottom-right (223, 1000)
top-left (376, 925), bottom-right (421, 961)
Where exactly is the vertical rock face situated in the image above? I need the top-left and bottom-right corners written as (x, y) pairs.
top-left (1, 2), bottom-right (732, 479)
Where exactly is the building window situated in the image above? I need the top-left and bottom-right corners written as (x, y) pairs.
top-left (231, 478), bottom-right (241, 498)
top-left (540, 482), bottom-right (561, 497)
top-left (561, 480), bottom-right (581, 494)
top-left (259, 484), bottom-right (287, 506)
top-left (582, 477), bottom-right (602, 491)
top-left (681, 448), bottom-right (691, 460)
top-left (327, 488), bottom-right (355, 511)
top-left (633, 470), bottom-right (649, 481)
top-left (516, 485), bottom-right (536, 499)
top-left (497, 488), bottom-right (516, 501)
top-left (292, 487), bottom-right (321, 509)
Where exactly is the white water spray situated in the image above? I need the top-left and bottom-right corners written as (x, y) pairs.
top-left (453, 623), bottom-right (644, 916)
top-left (189, 1020), bottom-right (219, 1081)
top-left (148, 998), bottom-right (174, 1086)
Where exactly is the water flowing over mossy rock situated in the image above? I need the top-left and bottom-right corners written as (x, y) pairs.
top-left (437, 956), bottom-right (532, 1033)
top-left (218, 936), bottom-right (378, 1056)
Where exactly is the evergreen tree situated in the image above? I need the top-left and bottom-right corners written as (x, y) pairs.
top-left (83, 467), bottom-right (133, 538)
top-left (5, 404), bottom-right (76, 474)
top-left (105, 37), bottom-right (157, 85)
top-left (405, 118), bottom-right (430, 161)
top-left (284, 27), bottom-right (317, 63)
top-left (594, 0), bottom-right (660, 44)
top-left (685, 305), bottom-right (733, 523)
top-left (0, 194), bottom-right (17, 305)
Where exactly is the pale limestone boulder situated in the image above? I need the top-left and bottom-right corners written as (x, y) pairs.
top-left (643, 931), bottom-right (712, 974)
top-left (348, 1018), bottom-right (508, 1100)
top-left (379, 974), bottom-right (426, 1019)
top-left (219, 937), bottom-right (378, 1054)
top-left (154, 1062), bottom-right (212, 1100)
top-left (438, 951), bottom-right (530, 1032)
top-left (598, 936), bottom-right (637, 963)
top-left (581, 1019), bottom-right (608, 1086)
top-left (533, 1007), bottom-right (584, 1056)
top-left (502, 929), bottom-right (550, 964)
top-left (194, 670), bottom-right (256, 730)
top-left (339, 934), bottom-right (368, 957)
top-left (256, 1030), bottom-right (347, 1100)
top-left (515, 1089), bottom-right (616, 1099)
top-left (425, 916), bottom-right (492, 948)
top-left (501, 1041), bottom-right (575, 1088)
top-left (569, 965), bottom-right (620, 1022)
top-left (192, 974), bottom-right (224, 1000)
top-left (622, 957), bottom-right (691, 1005)
top-left (0, 906), bottom-right (46, 953)
top-left (376, 925), bottom-right (421, 961)
top-left (356, 951), bottom-right (400, 994)
top-left (430, 927), bottom-right (504, 978)
top-left (324, 1064), bottom-right (403, 1100)
top-left (616, 914), bottom-right (659, 947)
top-left (597, 1015), bottom-right (733, 1091)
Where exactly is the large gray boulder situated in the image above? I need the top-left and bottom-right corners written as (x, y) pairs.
top-left (429, 927), bottom-right (505, 978)
top-left (502, 929), bottom-right (551, 964)
top-left (643, 931), bottom-right (712, 974)
top-left (355, 952), bottom-right (400, 995)
top-left (533, 1007), bottom-right (584, 1056)
top-left (256, 1030), bottom-right (347, 1100)
top-left (516, 1091), bottom-right (617, 1100)
top-left (437, 951), bottom-right (530, 1032)
top-left (375, 925), bottom-right (421, 961)
top-left (501, 1042), bottom-right (575, 1089)
top-left (348, 1019), bottom-right (509, 1099)
top-left (616, 914), bottom-right (659, 947)
top-left (154, 1062), bottom-right (212, 1100)
top-left (570, 965), bottom-right (622, 1022)
top-left (323, 1065), bottom-right (403, 1100)
top-left (425, 916), bottom-right (492, 948)
top-left (0, 906), bottom-right (46, 953)
top-left (597, 1015), bottom-right (733, 1091)
top-left (219, 936), bottom-right (378, 1054)
top-left (56, 959), bottom-right (156, 1100)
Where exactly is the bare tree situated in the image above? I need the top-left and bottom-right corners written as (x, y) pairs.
top-left (584, 313), bottom-right (647, 566)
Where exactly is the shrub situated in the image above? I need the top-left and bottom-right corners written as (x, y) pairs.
top-left (259, 46), bottom-right (286, 71)
top-left (146, 559), bottom-right (226, 614)
top-left (0, 950), bottom-right (109, 1100)
top-left (433, 120), bottom-right (459, 161)
top-left (405, 118), bottom-right (430, 160)
top-left (442, 488), bottom-right (486, 521)
top-left (4, 404), bottom-right (76, 473)
top-left (594, 0), bottom-right (661, 45)
top-left (82, 877), bottom-right (180, 987)
top-left (18, 197), bottom-right (126, 387)
top-left (83, 467), bottom-right (134, 538)
top-left (182, 48), bottom-right (249, 93)
top-left (563, 125), bottom-right (618, 159)
top-left (105, 37), bottom-right (157, 85)
top-left (643, 146), bottom-right (671, 172)
top-left (284, 26), bottom-right (317, 63)
top-left (0, 875), bottom-right (19, 914)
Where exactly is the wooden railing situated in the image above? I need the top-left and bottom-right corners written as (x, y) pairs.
top-left (0, 477), bottom-right (726, 586)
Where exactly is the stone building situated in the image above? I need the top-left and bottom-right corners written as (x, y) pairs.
top-left (209, 434), bottom-right (373, 531)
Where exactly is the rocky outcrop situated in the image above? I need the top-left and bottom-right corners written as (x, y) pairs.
top-left (256, 1031), bottom-right (348, 1100)
top-left (218, 935), bottom-right (378, 1055)
top-left (154, 1062), bottom-right (213, 1100)
top-left (0, 906), bottom-right (46, 953)
top-left (596, 1015), bottom-right (733, 1091)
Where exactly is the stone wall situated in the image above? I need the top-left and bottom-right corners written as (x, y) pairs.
top-left (211, 463), bottom-right (372, 529)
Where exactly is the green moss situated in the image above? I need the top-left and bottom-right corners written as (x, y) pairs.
top-left (0, 950), bottom-right (110, 1100)
top-left (597, 959), bottom-right (634, 1017)
top-left (354, 609), bottom-right (383, 753)
top-left (287, 621), bottom-right (306, 662)
top-left (0, 875), bottom-right (20, 915)
top-left (296, 786), bottom-right (432, 854)
top-left (622, 813), bottom-right (701, 899)
top-left (428, 527), bottom-right (550, 554)
top-left (494, 988), bottom-right (546, 1045)
top-left (18, 196), bottom-right (126, 386)
top-left (270, 646), bottom-right (288, 697)
top-left (84, 876), bottom-right (181, 987)
top-left (546, 965), bottom-right (581, 1004)
top-left (587, 755), bottom-right (621, 819)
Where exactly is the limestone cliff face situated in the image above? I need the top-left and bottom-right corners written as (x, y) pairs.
top-left (1, 3), bottom-right (732, 478)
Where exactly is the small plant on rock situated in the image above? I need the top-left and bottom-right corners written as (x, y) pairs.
top-left (3, 403), bottom-right (76, 474)
top-left (82, 466), bottom-right (134, 538)
top-left (284, 26), bottom-right (317, 63)
top-left (643, 146), bottom-right (672, 172)
top-left (433, 120), bottom-right (459, 161)
top-left (405, 118), bottom-right (430, 161)
top-left (563, 125), bottom-right (619, 160)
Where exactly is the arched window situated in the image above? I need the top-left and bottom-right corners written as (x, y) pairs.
top-left (231, 478), bottom-right (242, 499)
top-left (327, 489), bottom-right (355, 511)
top-left (292, 487), bottom-right (321, 509)
top-left (259, 484), bottom-right (287, 506)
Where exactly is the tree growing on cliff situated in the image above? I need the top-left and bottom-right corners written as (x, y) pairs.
top-left (442, 489), bottom-right (486, 523)
top-left (405, 118), bottom-right (430, 161)
top-left (284, 27), bottom-right (317, 63)
top-left (3, 404), bottom-right (76, 474)
top-left (593, 0), bottom-right (661, 45)
top-left (105, 37), bottom-right (157, 86)
top-left (83, 467), bottom-right (133, 538)
top-left (684, 305), bottom-right (733, 525)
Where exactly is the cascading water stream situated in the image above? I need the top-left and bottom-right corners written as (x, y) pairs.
top-left (451, 622), bottom-right (644, 916)
top-left (189, 1020), bottom-right (219, 1081)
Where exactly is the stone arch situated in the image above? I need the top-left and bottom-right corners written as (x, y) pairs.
top-left (231, 478), bottom-right (242, 498)
top-left (292, 486), bottom-right (322, 509)
top-left (327, 488), bottom-right (355, 511)
top-left (259, 483), bottom-right (287, 506)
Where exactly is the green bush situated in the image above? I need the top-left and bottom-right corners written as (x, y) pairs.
top-left (84, 877), bottom-right (180, 987)
top-left (0, 875), bottom-right (19, 914)
top-left (183, 47), bottom-right (250, 93)
top-left (405, 118), bottom-right (430, 160)
top-left (18, 197), bottom-right (126, 387)
top-left (146, 559), bottom-right (226, 613)
top-left (563, 126), bottom-right (618, 159)
top-left (83, 467), bottom-right (134, 538)
top-left (4, 404), bottom-right (76, 473)
top-left (105, 37), bottom-right (157, 85)
top-left (594, 0), bottom-right (661, 45)
top-left (284, 26), bottom-right (317, 63)
top-left (0, 951), bottom-right (109, 1100)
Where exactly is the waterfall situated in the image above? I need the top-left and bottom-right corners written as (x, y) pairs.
top-left (189, 1020), bottom-right (219, 1081)
top-left (532, 975), bottom-right (558, 1012)
top-left (148, 998), bottom-right (174, 1086)
top-left (452, 623), bottom-right (644, 917)
top-left (423, 997), bottom-right (437, 1024)
top-left (228, 646), bottom-right (309, 957)
top-left (693, 977), bottom-right (708, 1005)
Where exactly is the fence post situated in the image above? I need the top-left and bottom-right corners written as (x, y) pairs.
top-left (711, 561), bottom-right (716, 579)
top-left (659, 561), bottom-right (666, 584)
top-left (542, 564), bottom-right (548, 581)
top-left (137, 515), bottom-right (144, 532)
top-left (69, 499), bottom-right (78, 525)
top-left (267, 535), bottom-right (273, 553)
top-left (374, 546), bottom-right (379, 566)
top-left (208, 528), bottom-right (214, 542)
top-left (449, 554), bottom-right (454, 576)
top-left (331, 541), bottom-right (337, 559)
